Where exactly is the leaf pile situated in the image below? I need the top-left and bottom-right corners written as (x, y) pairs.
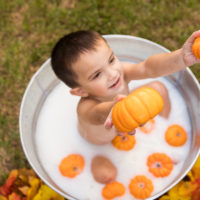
top-left (0, 168), bottom-right (65, 200)
top-left (159, 156), bottom-right (200, 200)
top-left (1, 157), bottom-right (200, 200)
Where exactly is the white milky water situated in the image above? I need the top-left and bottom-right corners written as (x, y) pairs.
top-left (35, 77), bottom-right (191, 200)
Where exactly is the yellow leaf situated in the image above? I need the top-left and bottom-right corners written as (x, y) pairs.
top-left (187, 171), bottom-right (195, 182)
top-left (159, 195), bottom-right (170, 200)
top-left (8, 192), bottom-right (21, 200)
top-left (0, 195), bottom-right (7, 200)
top-left (18, 186), bottom-right (29, 196)
top-left (27, 178), bottom-right (40, 200)
top-left (168, 182), bottom-right (191, 200)
top-left (33, 184), bottom-right (64, 200)
top-left (178, 181), bottom-right (198, 196)
top-left (193, 156), bottom-right (200, 169)
top-left (18, 169), bottom-right (36, 185)
top-left (192, 156), bottom-right (200, 179)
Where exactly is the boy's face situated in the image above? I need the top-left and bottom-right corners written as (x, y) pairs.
top-left (71, 39), bottom-right (126, 101)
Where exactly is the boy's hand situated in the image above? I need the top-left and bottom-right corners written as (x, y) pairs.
top-left (182, 30), bottom-right (200, 66)
top-left (104, 94), bottom-right (136, 136)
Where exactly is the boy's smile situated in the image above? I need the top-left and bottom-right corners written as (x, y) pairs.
top-left (71, 39), bottom-right (128, 101)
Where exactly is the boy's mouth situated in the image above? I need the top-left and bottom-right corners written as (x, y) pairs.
top-left (109, 77), bottom-right (121, 89)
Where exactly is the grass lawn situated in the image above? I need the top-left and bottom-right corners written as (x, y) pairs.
top-left (0, 0), bottom-right (200, 187)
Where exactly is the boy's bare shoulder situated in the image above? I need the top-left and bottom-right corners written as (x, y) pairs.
top-left (77, 97), bottom-right (99, 119)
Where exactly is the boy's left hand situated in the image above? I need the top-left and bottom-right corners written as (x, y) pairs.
top-left (182, 30), bottom-right (200, 66)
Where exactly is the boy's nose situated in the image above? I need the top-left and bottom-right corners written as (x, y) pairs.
top-left (107, 68), bottom-right (117, 81)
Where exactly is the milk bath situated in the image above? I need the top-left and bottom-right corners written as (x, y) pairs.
top-left (35, 77), bottom-right (192, 200)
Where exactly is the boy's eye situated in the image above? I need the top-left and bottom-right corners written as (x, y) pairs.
top-left (109, 56), bottom-right (115, 64)
top-left (93, 72), bottom-right (101, 79)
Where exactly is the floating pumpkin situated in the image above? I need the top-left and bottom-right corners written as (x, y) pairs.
top-left (192, 37), bottom-right (200, 59)
top-left (147, 153), bottom-right (173, 177)
top-left (112, 87), bottom-right (164, 133)
top-left (165, 124), bottom-right (187, 147)
top-left (129, 175), bottom-right (154, 199)
top-left (59, 154), bottom-right (85, 178)
top-left (138, 119), bottom-right (155, 134)
top-left (102, 181), bottom-right (125, 199)
top-left (112, 133), bottom-right (136, 151)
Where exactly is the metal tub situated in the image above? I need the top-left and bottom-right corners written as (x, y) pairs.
top-left (19, 35), bottom-right (200, 199)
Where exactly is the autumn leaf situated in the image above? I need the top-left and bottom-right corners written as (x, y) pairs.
top-left (26, 178), bottom-right (40, 200)
top-left (192, 188), bottom-right (200, 200)
top-left (0, 170), bottom-right (18, 196)
top-left (0, 195), bottom-right (7, 200)
top-left (178, 181), bottom-right (198, 196)
top-left (33, 185), bottom-right (64, 200)
top-left (18, 186), bottom-right (29, 196)
top-left (8, 192), bottom-right (21, 200)
top-left (159, 195), bottom-right (170, 200)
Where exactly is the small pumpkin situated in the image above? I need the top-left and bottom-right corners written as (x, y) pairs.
top-left (102, 181), bottom-right (125, 199)
top-left (129, 175), bottom-right (154, 199)
top-left (59, 154), bottom-right (85, 178)
top-left (147, 153), bottom-right (173, 177)
top-left (112, 87), bottom-right (164, 133)
top-left (138, 119), bottom-right (155, 134)
top-left (112, 133), bottom-right (136, 151)
top-left (165, 124), bottom-right (187, 147)
top-left (192, 37), bottom-right (200, 59)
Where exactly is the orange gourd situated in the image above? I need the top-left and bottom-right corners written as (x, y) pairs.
top-left (192, 37), bottom-right (200, 59)
top-left (147, 153), bottom-right (173, 177)
top-left (129, 175), bottom-right (154, 199)
top-left (165, 124), bottom-right (187, 147)
top-left (59, 154), bottom-right (85, 178)
top-left (112, 87), bottom-right (164, 133)
top-left (102, 181), bottom-right (125, 199)
top-left (112, 133), bottom-right (136, 151)
top-left (138, 119), bottom-right (155, 134)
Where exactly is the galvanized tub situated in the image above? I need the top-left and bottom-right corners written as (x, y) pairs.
top-left (19, 35), bottom-right (200, 199)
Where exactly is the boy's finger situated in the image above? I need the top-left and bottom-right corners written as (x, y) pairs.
top-left (104, 119), bottom-right (113, 129)
top-left (116, 130), bottom-right (125, 136)
top-left (116, 94), bottom-right (126, 101)
top-left (128, 129), bottom-right (136, 135)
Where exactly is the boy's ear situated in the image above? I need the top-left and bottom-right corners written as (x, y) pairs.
top-left (70, 87), bottom-right (88, 97)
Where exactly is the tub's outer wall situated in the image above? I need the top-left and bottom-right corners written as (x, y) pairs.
top-left (19, 35), bottom-right (200, 200)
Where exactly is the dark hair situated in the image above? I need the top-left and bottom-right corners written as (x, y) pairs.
top-left (51, 30), bottom-right (104, 88)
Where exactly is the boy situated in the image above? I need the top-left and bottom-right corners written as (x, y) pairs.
top-left (51, 30), bottom-right (200, 183)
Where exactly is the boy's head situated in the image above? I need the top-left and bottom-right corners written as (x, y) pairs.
top-left (51, 30), bottom-right (104, 88)
top-left (51, 30), bottom-right (125, 100)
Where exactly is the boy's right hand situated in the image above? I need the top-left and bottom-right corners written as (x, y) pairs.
top-left (182, 30), bottom-right (200, 66)
top-left (104, 94), bottom-right (136, 136)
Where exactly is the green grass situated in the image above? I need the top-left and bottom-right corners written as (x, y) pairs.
top-left (0, 0), bottom-right (200, 184)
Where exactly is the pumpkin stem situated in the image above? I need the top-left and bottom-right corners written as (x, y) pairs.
top-left (122, 136), bottom-right (127, 142)
top-left (176, 131), bottom-right (181, 137)
top-left (153, 162), bottom-right (162, 168)
top-left (138, 182), bottom-right (145, 188)
top-left (73, 166), bottom-right (78, 171)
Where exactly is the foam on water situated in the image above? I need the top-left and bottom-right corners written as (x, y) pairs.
top-left (35, 77), bottom-right (191, 200)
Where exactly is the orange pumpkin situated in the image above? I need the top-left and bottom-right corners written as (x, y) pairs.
top-left (138, 119), bottom-right (155, 134)
top-left (112, 133), bottom-right (136, 151)
top-left (59, 154), bottom-right (85, 178)
top-left (192, 37), bottom-right (200, 59)
top-left (129, 175), bottom-right (154, 199)
top-left (165, 124), bottom-right (187, 147)
top-left (112, 87), bottom-right (164, 133)
top-left (102, 181), bottom-right (125, 199)
top-left (147, 153), bottom-right (173, 177)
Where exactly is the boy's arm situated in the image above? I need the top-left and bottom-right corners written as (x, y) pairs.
top-left (78, 98), bottom-right (116, 125)
top-left (124, 30), bottom-right (200, 82)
